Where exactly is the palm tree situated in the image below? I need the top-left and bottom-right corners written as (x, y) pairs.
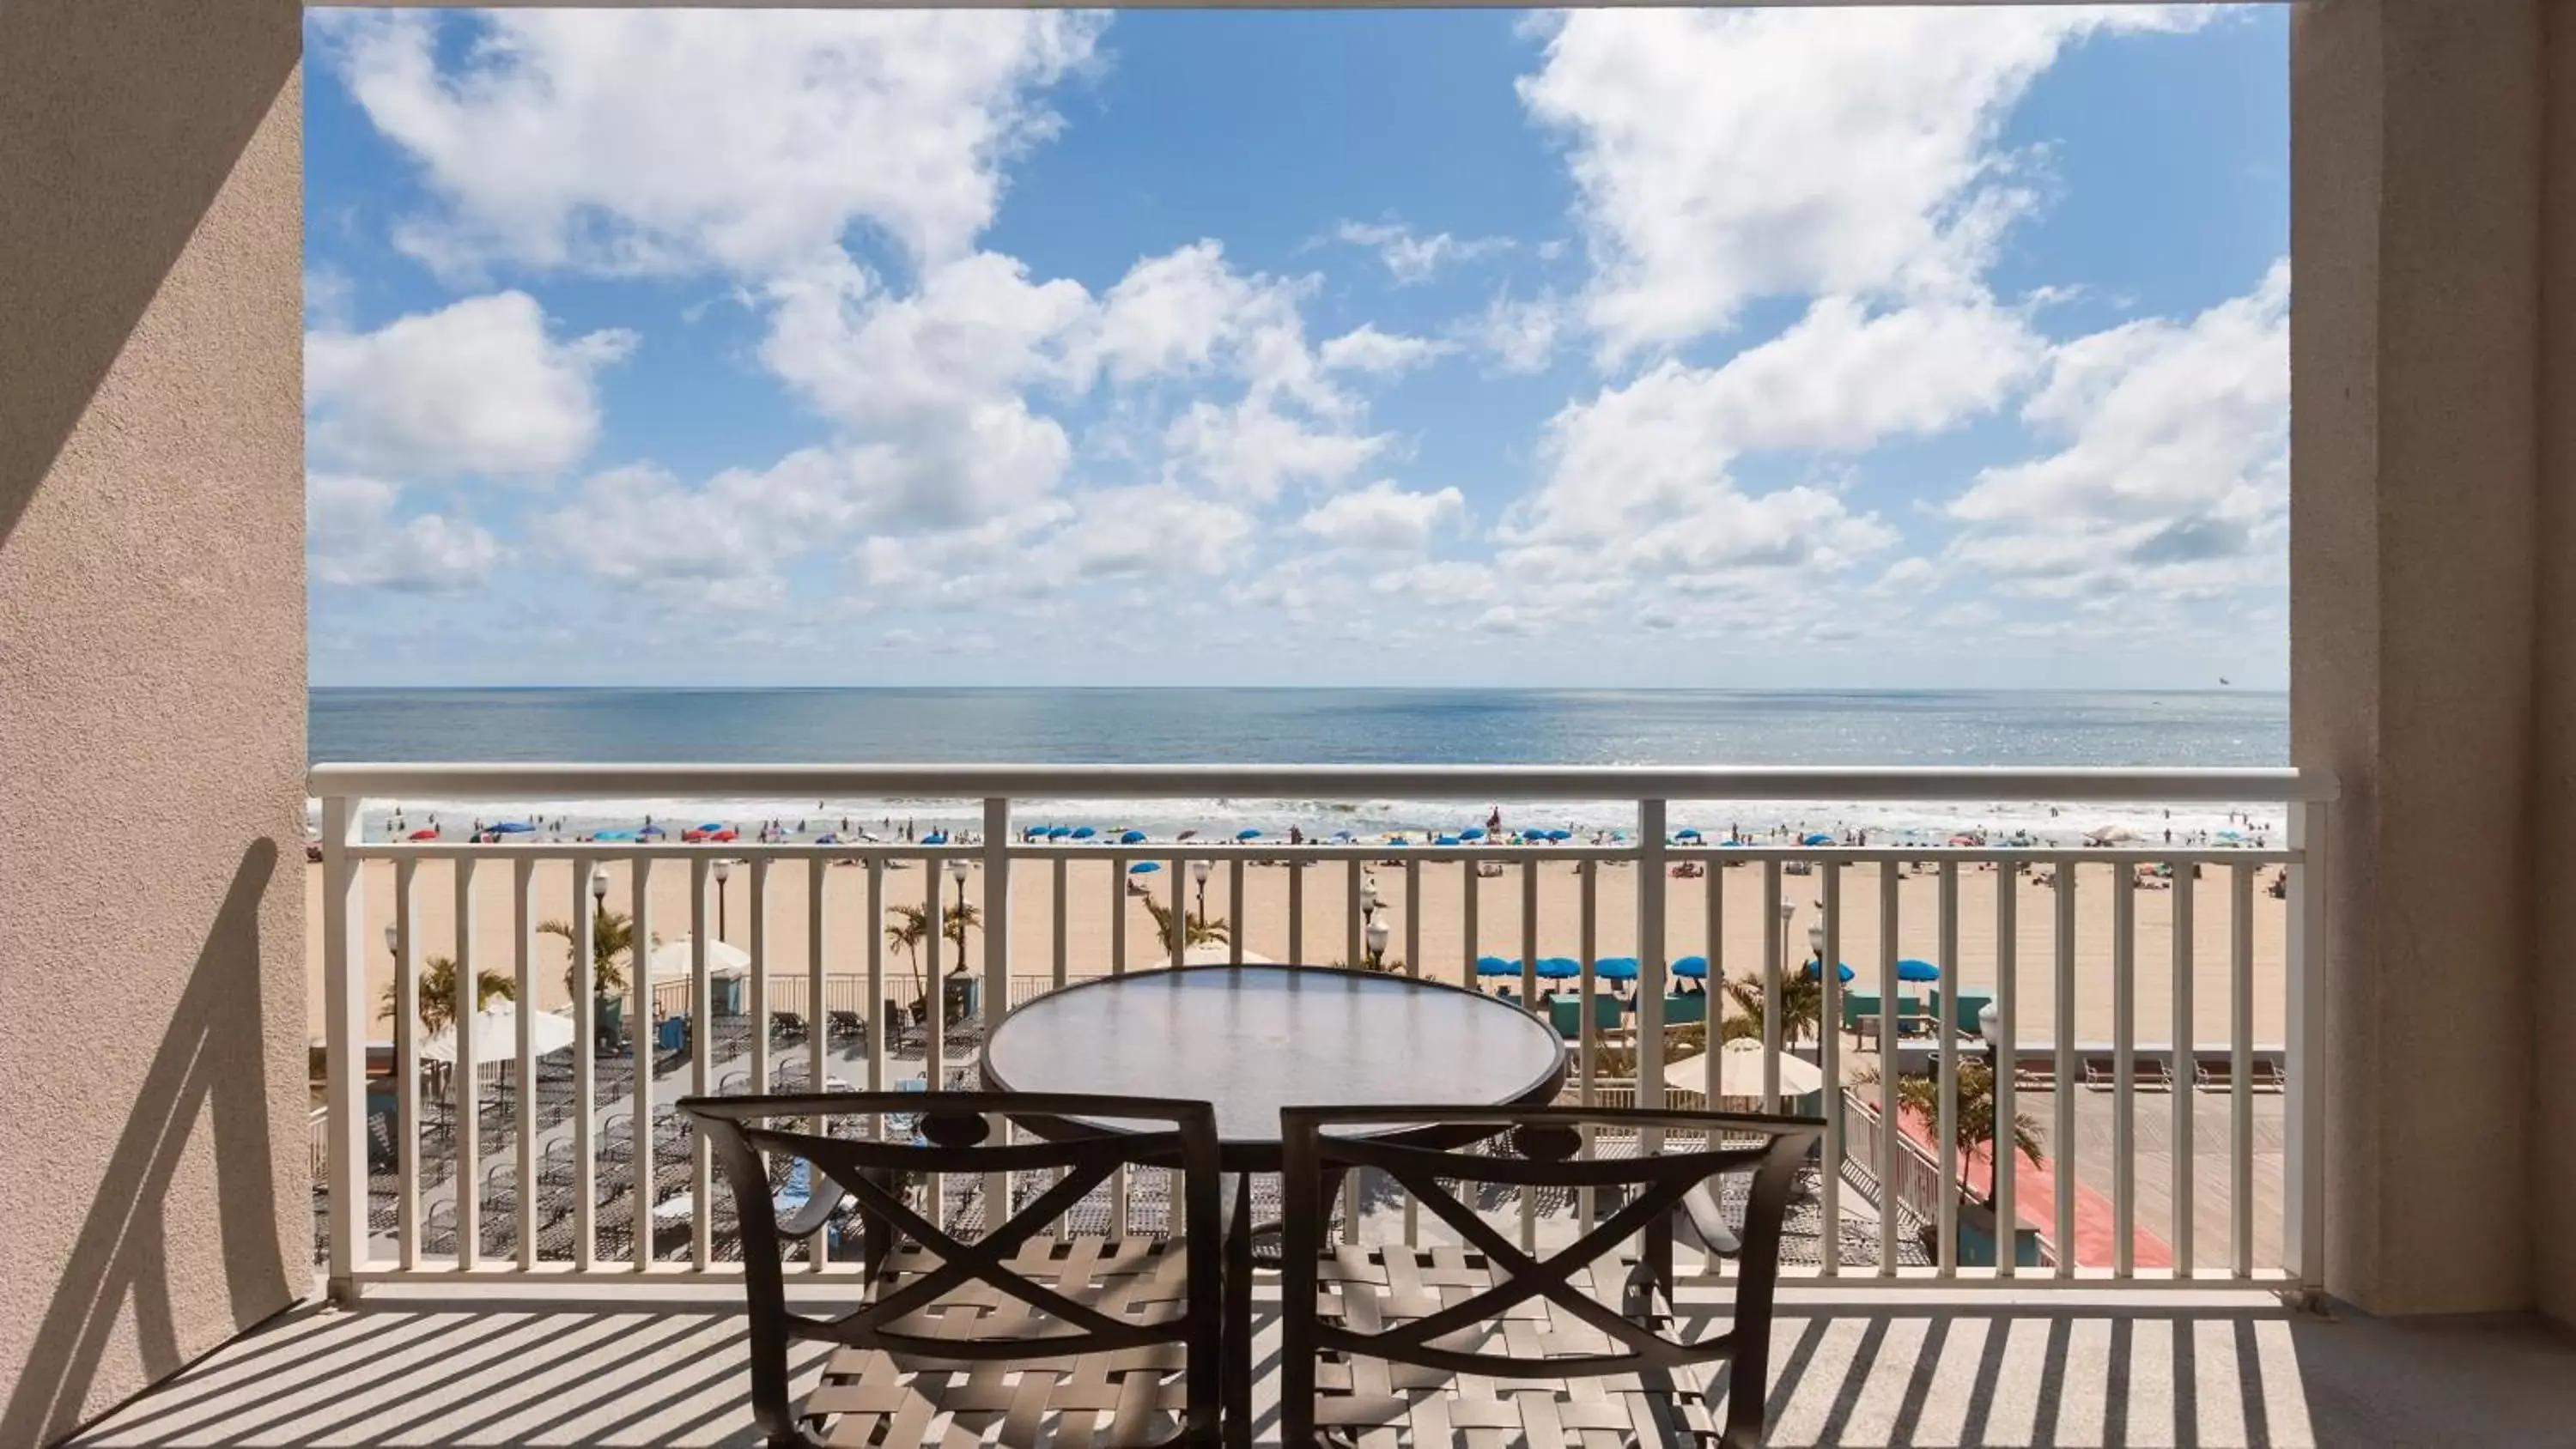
top-left (386, 954), bottom-right (513, 1035)
top-left (1721, 970), bottom-right (1825, 1047)
top-left (1139, 898), bottom-right (1229, 956)
top-left (538, 906), bottom-right (635, 1003)
top-left (1854, 1061), bottom-right (2044, 1207)
top-left (885, 901), bottom-right (983, 1004)
top-left (885, 904), bottom-right (931, 1002)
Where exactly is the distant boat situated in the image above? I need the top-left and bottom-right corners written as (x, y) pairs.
top-left (2219, 676), bottom-right (2231, 685)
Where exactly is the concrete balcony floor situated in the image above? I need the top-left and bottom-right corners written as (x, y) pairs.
top-left (66, 1282), bottom-right (2576, 1447)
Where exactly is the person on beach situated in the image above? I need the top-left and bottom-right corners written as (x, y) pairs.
top-left (1486, 806), bottom-right (1502, 835)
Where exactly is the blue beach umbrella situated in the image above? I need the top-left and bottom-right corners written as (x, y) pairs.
top-left (1803, 959), bottom-right (1858, 983)
top-left (1594, 956), bottom-right (1641, 981)
top-left (637, 825), bottom-right (666, 839)
top-left (1070, 826), bottom-right (1097, 840)
top-left (1551, 828), bottom-right (1575, 841)
top-left (1475, 955), bottom-right (1519, 978)
top-left (1235, 828), bottom-right (1262, 841)
top-left (493, 822), bottom-right (536, 834)
top-left (593, 830), bottom-right (637, 842)
top-left (1801, 833), bottom-right (1835, 847)
top-left (696, 822), bottom-right (725, 833)
top-left (1383, 837), bottom-right (1410, 846)
top-left (1535, 956), bottom-right (1582, 979)
top-left (1120, 829), bottom-right (1148, 844)
top-left (1460, 828), bottom-right (1486, 841)
top-left (1047, 826), bottom-right (1072, 840)
top-left (1434, 834), bottom-right (1461, 846)
top-left (920, 831), bottom-right (949, 846)
top-left (1129, 861), bottom-right (1161, 874)
top-left (813, 833), bottom-right (841, 845)
top-left (1670, 955), bottom-right (1710, 979)
top-left (1675, 828), bottom-right (1703, 842)
top-left (1896, 958), bottom-right (1942, 983)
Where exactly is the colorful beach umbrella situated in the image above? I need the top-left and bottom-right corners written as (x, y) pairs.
top-left (638, 826), bottom-right (665, 839)
top-left (1896, 958), bottom-right (1941, 983)
top-left (1802, 959), bottom-right (1858, 983)
top-left (1129, 861), bottom-right (1161, 874)
top-left (1235, 828), bottom-right (1262, 841)
top-left (407, 828), bottom-right (440, 840)
top-left (1670, 955), bottom-right (1710, 979)
top-left (1594, 956), bottom-right (1641, 981)
top-left (592, 829), bottom-right (635, 842)
top-left (1535, 956), bottom-right (1582, 979)
top-left (1474, 955), bottom-right (1519, 978)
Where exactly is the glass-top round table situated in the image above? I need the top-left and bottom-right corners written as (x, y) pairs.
top-left (981, 964), bottom-right (1566, 1170)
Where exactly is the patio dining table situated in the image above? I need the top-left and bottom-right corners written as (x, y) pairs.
top-left (981, 964), bottom-right (1567, 1446)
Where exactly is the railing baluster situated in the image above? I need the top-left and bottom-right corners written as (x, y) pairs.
top-left (2172, 862), bottom-right (2194, 1277)
top-left (1819, 859), bottom-right (1843, 1276)
top-left (2232, 861), bottom-right (2255, 1278)
top-left (1936, 860), bottom-right (1958, 1276)
top-left (629, 858), bottom-right (652, 1270)
top-left (1704, 851), bottom-right (1722, 1112)
top-left (1878, 859), bottom-right (1899, 1276)
top-left (986, 801), bottom-right (1012, 1243)
top-left (1522, 854), bottom-right (1540, 1252)
top-left (750, 858), bottom-right (771, 1098)
top-left (1461, 854), bottom-right (1477, 989)
top-left (395, 857), bottom-right (422, 1272)
top-left (1056, 855), bottom-right (1072, 985)
top-left (1638, 799), bottom-right (1666, 1116)
top-left (570, 856), bottom-right (596, 1272)
top-left (1995, 858), bottom-right (2018, 1279)
top-left (807, 854), bottom-right (828, 1271)
top-left (455, 857), bottom-right (480, 1271)
top-left (321, 796), bottom-right (366, 1298)
top-left (866, 858), bottom-right (885, 1093)
top-left (1225, 856), bottom-right (1243, 967)
top-left (1404, 853), bottom-right (1423, 1247)
top-left (1345, 858), bottom-right (1362, 969)
top-left (1577, 856), bottom-right (1598, 1236)
top-left (1761, 861), bottom-right (1783, 1112)
top-left (926, 850), bottom-right (945, 1116)
top-left (514, 856), bottom-right (538, 1271)
top-left (2054, 858), bottom-right (2077, 1277)
top-left (1288, 846), bottom-right (1304, 965)
top-left (2113, 858), bottom-right (2136, 1278)
top-left (1167, 850), bottom-right (1185, 971)
top-left (691, 858), bottom-right (714, 1270)
top-left (1108, 852), bottom-right (1127, 1240)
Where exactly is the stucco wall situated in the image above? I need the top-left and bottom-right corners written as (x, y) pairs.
top-left (2533, 0), bottom-right (2576, 1329)
top-left (0, 3), bottom-right (308, 1442)
top-left (2291, 0), bottom-right (2545, 1314)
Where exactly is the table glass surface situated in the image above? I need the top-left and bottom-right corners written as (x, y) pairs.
top-left (981, 967), bottom-right (1564, 1146)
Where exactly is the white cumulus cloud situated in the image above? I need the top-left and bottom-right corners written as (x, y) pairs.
top-left (1333, 221), bottom-right (1512, 285)
top-left (307, 475), bottom-right (501, 591)
top-left (306, 292), bottom-right (634, 478)
top-left (1299, 482), bottom-right (1466, 551)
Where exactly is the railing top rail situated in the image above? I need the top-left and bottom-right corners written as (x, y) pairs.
top-left (308, 761), bottom-right (2336, 803)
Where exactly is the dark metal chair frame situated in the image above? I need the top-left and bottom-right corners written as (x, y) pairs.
top-left (1279, 1105), bottom-right (1821, 1449)
top-left (682, 1090), bottom-right (1226, 1448)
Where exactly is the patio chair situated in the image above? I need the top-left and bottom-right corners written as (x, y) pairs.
top-left (1279, 1105), bottom-right (1820, 1449)
top-left (681, 1090), bottom-right (1225, 1448)
top-left (769, 1010), bottom-right (807, 1045)
top-left (826, 1009), bottom-right (864, 1042)
top-left (2081, 1056), bottom-right (2117, 1090)
top-left (2249, 1059), bottom-right (2288, 1092)
top-left (2135, 1058), bottom-right (2176, 1092)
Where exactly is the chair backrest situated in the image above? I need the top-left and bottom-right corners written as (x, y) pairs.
top-left (1278, 1104), bottom-right (1820, 1448)
top-left (680, 1090), bottom-right (1224, 1446)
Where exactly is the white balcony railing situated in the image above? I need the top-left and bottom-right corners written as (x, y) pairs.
top-left (313, 762), bottom-right (2332, 1297)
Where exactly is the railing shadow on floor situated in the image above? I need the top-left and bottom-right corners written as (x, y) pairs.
top-left (65, 1288), bottom-right (2576, 1447)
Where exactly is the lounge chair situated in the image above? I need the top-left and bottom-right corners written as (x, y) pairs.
top-left (825, 1009), bottom-right (863, 1041)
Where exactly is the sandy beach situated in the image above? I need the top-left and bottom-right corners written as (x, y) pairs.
top-left (307, 852), bottom-right (2290, 1053)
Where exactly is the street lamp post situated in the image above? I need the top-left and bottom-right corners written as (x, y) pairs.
top-left (1190, 858), bottom-right (1211, 922)
top-left (1364, 918), bottom-right (1391, 972)
top-left (712, 858), bottom-right (732, 942)
top-left (946, 858), bottom-right (971, 1016)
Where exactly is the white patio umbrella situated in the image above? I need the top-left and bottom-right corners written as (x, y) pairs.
top-left (647, 936), bottom-right (751, 980)
top-left (1666, 1037), bottom-right (1826, 1098)
top-left (421, 1003), bottom-right (575, 1064)
top-left (1181, 944), bottom-right (1276, 966)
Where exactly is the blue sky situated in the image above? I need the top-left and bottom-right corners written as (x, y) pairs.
top-left (303, 7), bottom-right (2288, 689)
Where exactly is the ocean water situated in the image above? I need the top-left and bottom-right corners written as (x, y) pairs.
top-left (311, 688), bottom-right (2289, 844)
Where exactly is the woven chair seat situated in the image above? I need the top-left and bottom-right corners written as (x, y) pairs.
top-left (794, 1234), bottom-right (1202, 1446)
top-left (1308, 1246), bottom-right (1721, 1448)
